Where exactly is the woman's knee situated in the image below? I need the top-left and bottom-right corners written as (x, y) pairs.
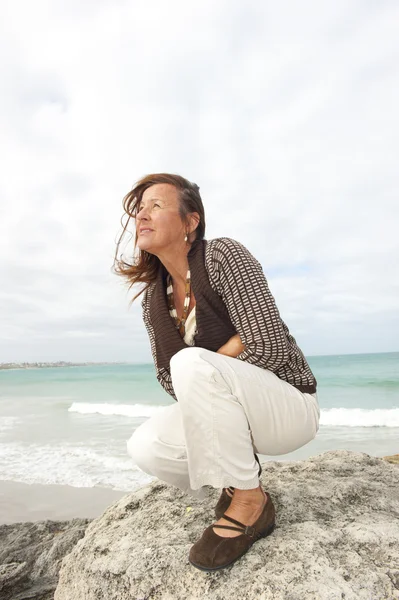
top-left (126, 419), bottom-right (187, 478)
top-left (170, 346), bottom-right (202, 373)
top-left (126, 426), bottom-right (156, 474)
top-left (170, 347), bottom-right (212, 396)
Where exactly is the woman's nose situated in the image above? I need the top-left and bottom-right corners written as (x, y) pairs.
top-left (136, 209), bottom-right (152, 230)
top-left (136, 206), bottom-right (149, 219)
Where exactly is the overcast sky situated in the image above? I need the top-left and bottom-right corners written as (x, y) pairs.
top-left (1, 0), bottom-right (398, 363)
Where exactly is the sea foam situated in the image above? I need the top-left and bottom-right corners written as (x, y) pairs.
top-left (67, 403), bottom-right (399, 427)
top-left (0, 417), bottom-right (20, 432)
top-left (68, 402), bottom-right (168, 418)
top-left (320, 407), bottom-right (399, 427)
top-left (0, 442), bottom-right (153, 491)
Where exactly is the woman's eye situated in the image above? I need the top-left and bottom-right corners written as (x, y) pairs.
top-left (138, 203), bottom-right (160, 211)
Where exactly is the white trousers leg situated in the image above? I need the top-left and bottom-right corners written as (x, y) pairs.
top-left (127, 347), bottom-right (320, 500)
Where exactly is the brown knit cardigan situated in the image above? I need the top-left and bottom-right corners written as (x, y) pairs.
top-left (141, 237), bottom-right (317, 401)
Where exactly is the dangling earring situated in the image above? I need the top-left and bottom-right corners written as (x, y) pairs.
top-left (184, 233), bottom-right (188, 242)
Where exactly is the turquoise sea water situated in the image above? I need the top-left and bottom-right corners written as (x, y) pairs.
top-left (0, 352), bottom-right (398, 492)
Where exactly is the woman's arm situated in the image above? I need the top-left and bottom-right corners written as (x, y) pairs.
top-left (209, 237), bottom-right (290, 370)
top-left (217, 333), bottom-right (246, 358)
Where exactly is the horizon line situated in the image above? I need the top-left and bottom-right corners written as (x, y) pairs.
top-left (1, 349), bottom-right (398, 366)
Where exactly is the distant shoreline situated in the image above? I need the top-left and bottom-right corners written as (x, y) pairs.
top-left (1, 351), bottom-right (398, 370)
top-left (0, 362), bottom-right (137, 370)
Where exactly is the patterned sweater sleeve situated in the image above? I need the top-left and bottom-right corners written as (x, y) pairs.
top-left (141, 287), bottom-right (178, 401)
top-left (209, 237), bottom-right (290, 370)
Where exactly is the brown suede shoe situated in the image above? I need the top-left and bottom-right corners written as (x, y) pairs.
top-left (189, 491), bottom-right (276, 571)
top-left (214, 454), bottom-right (263, 520)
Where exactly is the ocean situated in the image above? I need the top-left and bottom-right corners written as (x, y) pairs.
top-left (0, 352), bottom-right (398, 496)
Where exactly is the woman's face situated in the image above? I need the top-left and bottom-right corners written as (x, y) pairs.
top-left (135, 183), bottom-right (187, 255)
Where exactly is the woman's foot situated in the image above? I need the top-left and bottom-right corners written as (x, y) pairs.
top-left (212, 484), bottom-right (267, 538)
top-left (214, 455), bottom-right (263, 519)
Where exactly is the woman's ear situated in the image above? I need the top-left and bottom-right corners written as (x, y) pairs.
top-left (189, 212), bottom-right (200, 234)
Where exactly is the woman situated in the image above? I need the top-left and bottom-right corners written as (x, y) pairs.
top-left (113, 173), bottom-right (320, 572)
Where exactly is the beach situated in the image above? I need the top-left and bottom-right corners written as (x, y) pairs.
top-left (0, 480), bottom-right (126, 525)
top-left (1, 446), bottom-right (398, 525)
top-left (0, 353), bottom-right (398, 525)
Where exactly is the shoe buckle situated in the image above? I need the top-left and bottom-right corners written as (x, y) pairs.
top-left (244, 525), bottom-right (256, 537)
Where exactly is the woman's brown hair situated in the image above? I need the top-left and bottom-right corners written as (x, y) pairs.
top-left (112, 173), bottom-right (206, 304)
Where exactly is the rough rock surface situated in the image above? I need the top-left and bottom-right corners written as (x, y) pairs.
top-left (0, 518), bottom-right (90, 600)
top-left (54, 450), bottom-right (399, 600)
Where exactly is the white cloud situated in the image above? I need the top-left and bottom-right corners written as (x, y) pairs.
top-left (1, 0), bottom-right (398, 362)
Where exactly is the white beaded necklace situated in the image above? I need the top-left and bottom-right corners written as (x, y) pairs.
top-left (166, 269), bottom-right (191, 337)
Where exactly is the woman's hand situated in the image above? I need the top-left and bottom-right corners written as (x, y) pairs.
top-left (216, 334), bottom-right (246, 358)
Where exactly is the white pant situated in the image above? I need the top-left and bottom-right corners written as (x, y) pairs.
top-left (127, 347), bottom-right (320, 499)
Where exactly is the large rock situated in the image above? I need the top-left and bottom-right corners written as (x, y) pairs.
top-left (54, 450), bottom-right (399, 600)
top-left (0, 518), bottom-right (90, 600)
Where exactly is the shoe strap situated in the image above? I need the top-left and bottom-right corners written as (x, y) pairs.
top-left (220, 513), bottom-right (246, 528)
top-left (213, 524), bottom-right (244, 533)
top-left (213, 522), bottom-right (259, 539)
